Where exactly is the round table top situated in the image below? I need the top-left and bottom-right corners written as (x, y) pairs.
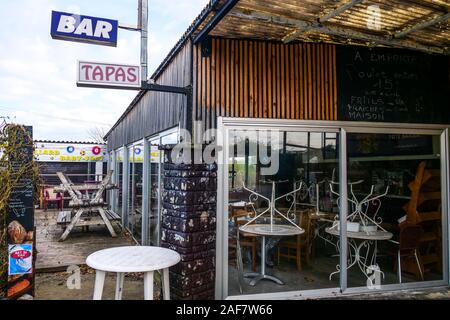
top-left (86, 246), bottom-right (181, 273)
top-left (239, 224), bottom-right (304, 236)
top-left (325, 227), bottom-right (393, 240)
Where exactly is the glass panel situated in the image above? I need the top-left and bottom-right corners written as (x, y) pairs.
top-left (346, 133), bottom-right (443, 288)
top-left (227, 129), bottom-right (340, 296)
top-left (128, 143), bottom-right (144, 243)
top-left (115, 148), bottom-right (124, 217)
top-left (148, 141), bottom-right (161, 245)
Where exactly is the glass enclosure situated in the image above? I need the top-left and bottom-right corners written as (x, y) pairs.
top-left (218, 119), bottom-right (448, 299)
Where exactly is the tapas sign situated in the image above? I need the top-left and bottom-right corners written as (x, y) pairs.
top-left (77, 61), bottom-right (141, 89)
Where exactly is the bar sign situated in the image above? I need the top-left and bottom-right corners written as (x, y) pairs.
top-left (51, 11), bottom-right (118, 47)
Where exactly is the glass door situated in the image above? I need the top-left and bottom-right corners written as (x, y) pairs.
top-left (344, 130), bottom-right (447, 290)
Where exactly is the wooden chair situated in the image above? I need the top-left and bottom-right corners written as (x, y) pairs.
top-left (229, 205), bottom-right (258, 272)
top-left (277, 209), bottom-right (316, 271)
top-left (387, 223), bottom-right (425, 283)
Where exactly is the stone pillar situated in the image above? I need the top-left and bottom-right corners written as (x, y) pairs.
top-left (161, 156), bottom-right (217, 300)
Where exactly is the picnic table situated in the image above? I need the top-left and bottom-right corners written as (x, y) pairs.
top-left (54, 171), bottom-right (120, 241)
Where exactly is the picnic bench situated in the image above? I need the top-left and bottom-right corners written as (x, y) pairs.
top-left (54, 171), bottom-right (119, 241)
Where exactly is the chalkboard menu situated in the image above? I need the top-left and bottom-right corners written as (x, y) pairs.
top-left (337, 46), bottom-right (450, 124)
top-left (7, 126), bottom-right (34, 230)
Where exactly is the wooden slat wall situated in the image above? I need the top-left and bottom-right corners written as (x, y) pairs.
top-left (107, 40), bottom-right (192, 151)
top-left (194, 38), bottom-right (337, 133)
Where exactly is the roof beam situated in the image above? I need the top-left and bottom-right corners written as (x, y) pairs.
top-left (393, 12), bottom-right (450, 38)
top-left (283, 0), bottom-right (363, 43)
top-left (193, 0), bottom-right (240, 44)
top-left (319, 0), bottom-right (364, 23)
top-left (229, 9), bottom-right (446, 55)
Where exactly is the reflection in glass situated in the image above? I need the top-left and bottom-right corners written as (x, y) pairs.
top-left (228, 129), bottom-right (340, 296)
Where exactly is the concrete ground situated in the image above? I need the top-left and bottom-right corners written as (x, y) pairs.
top-left (35, 266), bottom-right (162, 300)
top-left (35, 266), bottom-right (450, 300)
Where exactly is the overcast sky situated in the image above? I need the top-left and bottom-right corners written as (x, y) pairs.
top-left (0, 0), bottom-right (209, 141)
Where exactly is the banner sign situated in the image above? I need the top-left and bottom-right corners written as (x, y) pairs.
top-left (50, 11), bottom-right (118, 47)
top-left (34, 141), bottom-right (108, 162)
top-left (77, 61), bottom-right (141, 89)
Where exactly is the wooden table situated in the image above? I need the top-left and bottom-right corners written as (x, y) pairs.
top-left (55, 171), bottom-right (118, 241)
top-left (86, 246), bottom-right (181, 300)
top-left (239, 224), bottom-right (304, 286)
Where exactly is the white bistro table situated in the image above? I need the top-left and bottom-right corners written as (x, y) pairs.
top-left (239, 224), bottom-right (304, 286)
top-left (325, 227), bottom-right (393, 284)
top-left (86, 246), bottom-right (181, 300)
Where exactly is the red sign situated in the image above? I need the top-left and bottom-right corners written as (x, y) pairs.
top-left (11, 250), bottom-right (31, 260)
top-left (77, 61), bottom-right (141, 89)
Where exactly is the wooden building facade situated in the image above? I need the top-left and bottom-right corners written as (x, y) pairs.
top-left (105, 0), bottom-right (450, 301)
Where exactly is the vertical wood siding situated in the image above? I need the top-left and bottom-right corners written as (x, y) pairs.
top-left (107, 40), bottom-right (192, 151)
top-left (194, 38), bottom-right (337, 134)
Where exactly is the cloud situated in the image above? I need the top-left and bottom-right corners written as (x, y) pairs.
top-left (0, 0), bottom-right (209, 141)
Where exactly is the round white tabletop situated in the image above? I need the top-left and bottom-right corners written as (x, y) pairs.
top-left (239, 224), bottom-right (304, 236)
top-left (86, 246), bottom-right (181, 273)
top-left (325, 227), bottom-right (393, 240)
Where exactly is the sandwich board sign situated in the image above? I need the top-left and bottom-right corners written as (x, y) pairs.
top-left (77, 61), bottom-right (141, 89)
top-left (50, 11), bottom-right (118, 47)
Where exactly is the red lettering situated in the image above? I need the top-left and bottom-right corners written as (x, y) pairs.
top-left (92, 66), bottom-right (103, 81)
top-left (81, 65), bottom-right (93, 80)
top-left (115, 67), bottom-right (125, 82)
top-left (105, 66), bottom-right (115, 81)
top-left (127, 67), bottom-right (137, 83)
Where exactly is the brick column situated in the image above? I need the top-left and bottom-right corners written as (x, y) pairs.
top-left (161, 156), bottom-right (217, 300)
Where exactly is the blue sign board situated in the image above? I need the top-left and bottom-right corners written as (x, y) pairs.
top-left (50, 11), bottom-right (118, 47)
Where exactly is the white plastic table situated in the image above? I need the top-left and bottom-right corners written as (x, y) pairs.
top-left (86, 246), bottom-right (181, 300)
top-left (239, 224), bottom-right (304, 286)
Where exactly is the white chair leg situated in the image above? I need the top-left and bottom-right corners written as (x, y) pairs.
top-left (162, 268), bottom-right (170, 300)
top-left (143, 271), bottom-right (154, 300)
top-left (397, 251), bottom-right (402, 284)
top-left (414, 249), bottom-right (424, 281)
top-left (93, 270), bottom-right (106, 300)
top-left (115, 272), bottom-right (125, 300)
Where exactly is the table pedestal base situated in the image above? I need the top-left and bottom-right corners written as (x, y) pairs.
top-left (244, 236), bottom-right (285, 286)
top-left (244, 273), bottom-right (284, 286)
